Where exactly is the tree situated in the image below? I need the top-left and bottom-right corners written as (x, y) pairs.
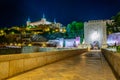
top-left (106, 22), bottom-right (114, 35)
top-left (112, 12), bottom-right (120, 27)
top-left (66, 21), bottom-right (84, 43)
top-left (106, 12), bottom-right (120, 35)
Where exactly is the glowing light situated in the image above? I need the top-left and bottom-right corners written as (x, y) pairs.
top-left (34, 32), bottom-right (37, 34)
top-left (63, 29), bottom-right (66, 33)
top-left (42, 43), bottom-right (46, 47)
top-left (16, 27), bottom-right (20, 30)
top-left (11, 32), bottom-right (15, 34)
top-left (26, 27), bottom-right (30, 30)
top-left (107, 33), bottom-right (120, 46)
top-left (91, 31), bottom-right (99, 41)
top-left (14, 43), bottom-right (17, 46)
top-left (55, 29), bottom-right (58, 32)
top-left (45, 28), bottom-right (50, 31)
top-left (0, 30), bottom-right (4, 33)
top-left (28, 43), bottom-right (32, 46)
top-left (52, 31), bottom-right (55, 33)
top-left (60, 29), bottom-right (62, 32)
top-left (10, 43), bottom-right (13, 46)
top-left (18, 43), bottom-right (21, 46)
top-left (76, 37), bottom-right (80, 46)
top-left (65, 39), bottom-right (75, 48)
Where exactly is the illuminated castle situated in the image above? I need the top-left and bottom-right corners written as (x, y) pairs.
top-left (26, 14), bottom-right (62, 28)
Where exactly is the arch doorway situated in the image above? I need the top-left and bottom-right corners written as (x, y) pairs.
top-left (91, 41), bottom-right (99, 50)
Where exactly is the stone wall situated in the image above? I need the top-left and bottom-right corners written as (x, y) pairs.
top-left (22, 46), bottom-right (39, 53)
top-left (101, 49), bottom-right (120, 79)
top-left (84, 20), bottom-right (112, 48)
top-left (0, 46), bottom-right (85, 55)
top-left (0, 48), bottom-right (22, 55)
top-left (0, 46), bottom-right (57, 54)
top-left (0, 49), bottom-right (87, 79)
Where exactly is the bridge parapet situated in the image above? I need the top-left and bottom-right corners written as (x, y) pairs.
top-left (101, 49), bottom-right (120, 79)
top-left (0, 49), bottom-right (87, 80)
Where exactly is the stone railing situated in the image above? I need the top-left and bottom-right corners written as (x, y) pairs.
top-left (101, 49), bottom-right (120, 79)
top-left (0, 49), bottom-right (87, 80)
top-left (0, 48), bottom-right (22, 55)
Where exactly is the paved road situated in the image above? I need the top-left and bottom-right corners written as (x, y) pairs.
top-left (7, 51), bottom-right (116, 80)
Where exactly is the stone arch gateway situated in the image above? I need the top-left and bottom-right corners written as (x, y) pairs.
top-left (84, 20), bottom-right (112, 49)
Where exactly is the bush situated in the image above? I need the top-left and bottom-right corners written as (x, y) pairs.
top-left (116, 46), bottom-right (120, 53)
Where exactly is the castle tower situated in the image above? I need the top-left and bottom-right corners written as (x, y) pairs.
top-left (84, 20), bottom-right (112, 48)
top-left (42, 13), bottom-right (45, 19)
top-left (54, 18), bottom-right (56, 24)
top-left (26, 17), bottom-right (31, 26)
top-left (41, 13), bottom-right (47, 24)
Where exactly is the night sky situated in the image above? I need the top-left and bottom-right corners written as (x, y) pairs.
top-left (0, 0), bottom-right (120, 27)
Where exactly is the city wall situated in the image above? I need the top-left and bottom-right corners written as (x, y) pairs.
top-left (0, 48), bottom-right (22, 55)
top-left (0, 46), bottom-right (75, 54)
top-left (101, 49), bottom-right (120, 79)
top-left (0, 49), bottom-right (87, 80)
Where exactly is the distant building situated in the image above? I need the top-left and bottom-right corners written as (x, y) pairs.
top-left (84, 20), bottom-right (112, 48)
top-left (26, 14), bottom-right (62, 29)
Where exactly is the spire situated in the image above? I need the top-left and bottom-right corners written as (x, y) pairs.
top-left (27, 17), bottom-right (31, 22)
top-left (27, 17), bottom-right (31, 26)
top-left (54, 18), bottom-right (56, 24)
top-left (43, 13), bottom-right (45, 18)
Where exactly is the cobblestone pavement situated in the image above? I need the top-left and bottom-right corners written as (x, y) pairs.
top-left (7, 51), bottom-right (116, 80)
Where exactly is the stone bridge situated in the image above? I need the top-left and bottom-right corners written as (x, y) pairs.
top-left (0, 49), bottom-right (120, 80)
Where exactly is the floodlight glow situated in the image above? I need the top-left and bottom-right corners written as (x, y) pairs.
top-left (91, 31), bottom-right (99, 41)
top-left (76, 37), bottom-right (80, 46)
top-left (107, 33), bottom-right (120, 46)
top-left (60, 29), bottom-right (62, 32)
top-left (65, 39), bottom-right (75, 48)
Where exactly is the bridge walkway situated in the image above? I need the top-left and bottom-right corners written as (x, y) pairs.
top-left (7, 51), bottom-right (116, 80)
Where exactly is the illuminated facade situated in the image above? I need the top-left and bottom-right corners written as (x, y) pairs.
top-left (25, 14), bottom-right (66, 35)
top-left (107, 33), bottom-right (120, 46)
top-left (26, 14), bottom-right (62, 29)
top-left (0, 15), bottom-right (66, 45)
top-left (84, 20), bottom-right (112, 48)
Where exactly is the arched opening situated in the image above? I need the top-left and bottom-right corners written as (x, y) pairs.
top-left (91, 41), bottom-right (99, 50)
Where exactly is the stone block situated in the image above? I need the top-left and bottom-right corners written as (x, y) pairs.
top-left (0, 49), bottom-right (87, 79)
top-left (102, 49), bottom-right (120, 78)
top-left (36, 56), bottom-right (47, 67)
top-left (23, 58), bottom-right (37, 71)
top-left (9, 59), bottom-right (24, 77)
top-left (46, 55), bottom-right (55, 63)
top-left (0, 61), bottom-right (9, 80)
